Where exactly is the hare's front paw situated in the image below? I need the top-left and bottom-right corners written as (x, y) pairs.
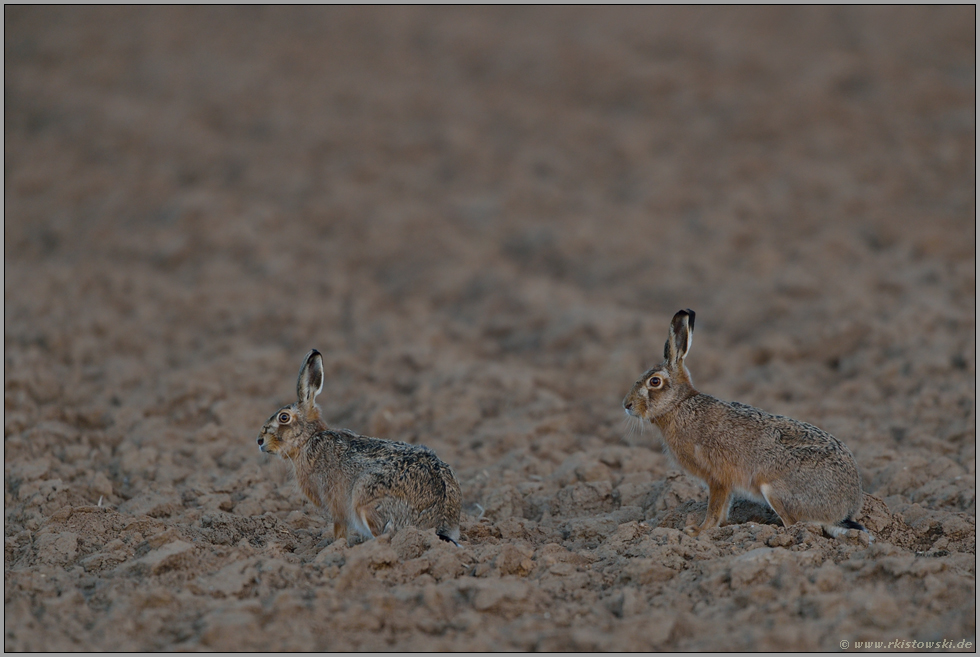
top-left (688, 518), bottom-right (727, 538)
top-left (345, 533), bottom-right (371, 547)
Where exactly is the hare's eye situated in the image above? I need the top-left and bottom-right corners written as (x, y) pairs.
top-left (278, 412), bottom-right (291, 424)
top-left (647, 376), bottom-right (663, 389)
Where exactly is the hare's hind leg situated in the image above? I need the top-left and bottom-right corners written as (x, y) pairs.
top-left (822, 518), bottom-right (874, 542)
top-left (355, 504), bottom-right (386, 538)
top-left (437, 526), bottom-right (461, 546)
top-left (759, 483), bottom-right (799, 528)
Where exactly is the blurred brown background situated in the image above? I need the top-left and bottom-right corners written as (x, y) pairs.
top-left (5, 6), bottom-right (975, 651)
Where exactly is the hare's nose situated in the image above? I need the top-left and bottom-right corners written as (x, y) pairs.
top-left (257, 436), bottom-right (264, 446)
top-left (624, 401), bottom-right (633, 411)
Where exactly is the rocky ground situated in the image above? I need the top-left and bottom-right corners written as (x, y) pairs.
top-left (4, 6), bottom-right (975, 651)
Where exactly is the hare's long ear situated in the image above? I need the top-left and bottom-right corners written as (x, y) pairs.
top-left (665, 309), bottom-right (695, 368)
top-left (297, 349), bottom-right (324, 416)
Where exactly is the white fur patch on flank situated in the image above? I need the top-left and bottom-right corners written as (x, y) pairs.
top-left (759, 483), bottom-right (786, 526)
top-left (350, 505), bottom-right (374, 539)
top-left (732, 487), bottom-right (768, 506)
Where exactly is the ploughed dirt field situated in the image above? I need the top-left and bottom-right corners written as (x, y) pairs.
top-left (4, 6), bottom-right (976, 651)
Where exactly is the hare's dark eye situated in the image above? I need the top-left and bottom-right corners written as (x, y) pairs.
top-left (278, 412), bottom-right (291, 424)
top-left (647, 376), bottom-right (663, 389)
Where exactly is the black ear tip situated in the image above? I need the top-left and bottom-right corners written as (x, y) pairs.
top-left (310, 348), bottom-right (321, 356)
top-left (673, 309), bottom-right (695, 325)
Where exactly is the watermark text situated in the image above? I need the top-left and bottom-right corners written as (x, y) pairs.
top-left (841, 639), bottom-right (973, 650)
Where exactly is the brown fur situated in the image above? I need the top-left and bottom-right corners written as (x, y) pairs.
top-left (258, 350), bottom-right (462, 545)
top-left (624, 309), bottom-right (867, 539)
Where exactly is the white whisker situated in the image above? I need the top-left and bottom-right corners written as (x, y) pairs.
top-left (621, 416), bottom-right (633, 446)
top-left (621, 413), bottom-right (646, 446)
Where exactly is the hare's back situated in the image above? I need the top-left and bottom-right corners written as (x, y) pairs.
top-left (343, 433), bottom-right (446, 466)
top-left (768, 415), bottom-right (852, 459)
top-left (343, 433), bottom-right (459, 499)
top-left (718, 400), bottom-right (852, 462)
top-left (725, 402), bottom-right (838, 445)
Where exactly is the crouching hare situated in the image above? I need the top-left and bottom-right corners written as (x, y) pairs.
top-left (258, 349), bottom-right (462, 545)
top-left (624, 309), bottom-right (869, 539)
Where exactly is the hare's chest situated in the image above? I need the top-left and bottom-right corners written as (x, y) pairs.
top-left (294, 468), bottom-right (324, 507)
top-left (294, 462), bottom-right (344, 511)
top-left (659, 431), bottom-right (712, 480)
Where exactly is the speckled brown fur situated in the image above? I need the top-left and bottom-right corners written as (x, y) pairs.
top-left (624, 309), bottom-right (867, 538)
top-left (258, 349), bottom-right (462, 545)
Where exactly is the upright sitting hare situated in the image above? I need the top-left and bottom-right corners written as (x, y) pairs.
top-left (258, 349), bottom-right (462, 545)
top-left (624, 310), bottom-right (868, 539)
